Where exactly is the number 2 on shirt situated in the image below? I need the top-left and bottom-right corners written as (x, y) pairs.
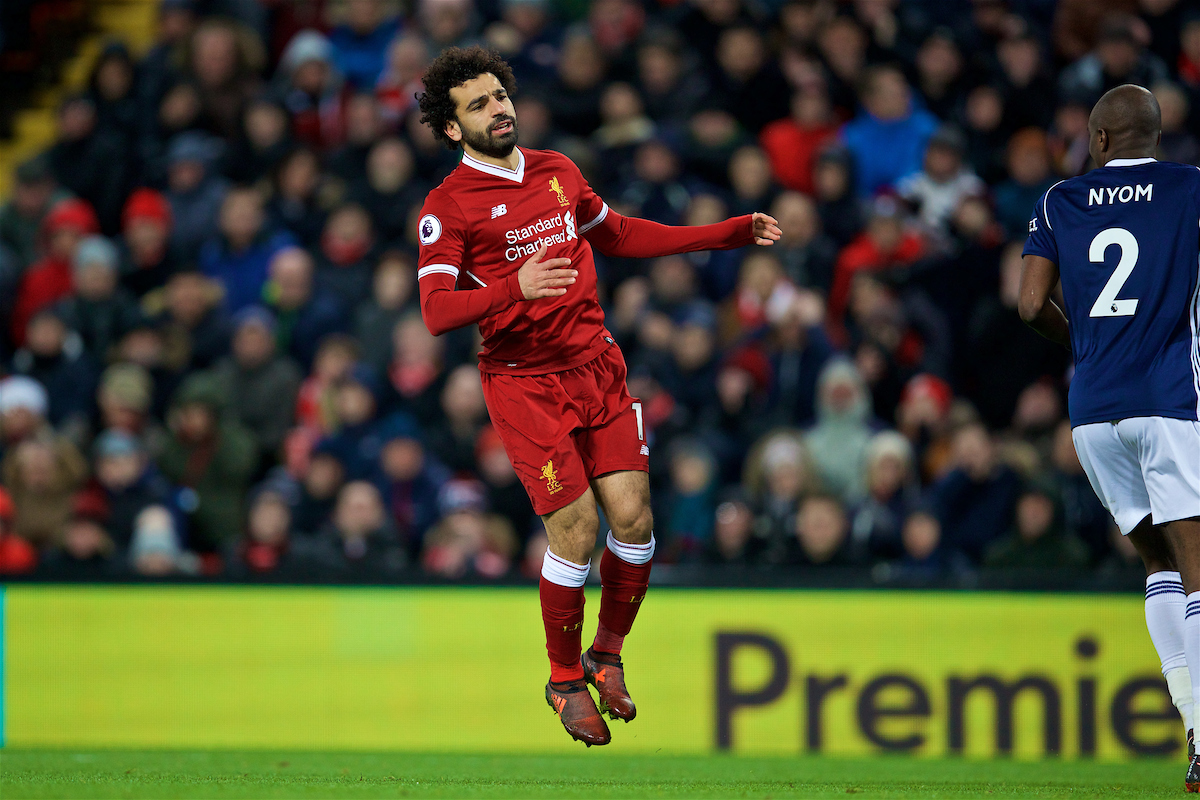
top-left (1088, 227), bottom-right (1140, 318)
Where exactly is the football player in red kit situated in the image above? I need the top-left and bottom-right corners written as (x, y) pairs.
top-left (415, 47), bottom-right (780, 746)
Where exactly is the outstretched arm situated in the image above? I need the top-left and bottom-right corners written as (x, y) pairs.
top-left (419, 244), bottom-right (577, 336)
top-left (1018, 254), bottom-right (1070, 349)
top-left (583, 208), bottom-right (780, 258)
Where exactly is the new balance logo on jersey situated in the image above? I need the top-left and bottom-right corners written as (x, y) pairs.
top-left (491, 204), bottom-right (507, 219)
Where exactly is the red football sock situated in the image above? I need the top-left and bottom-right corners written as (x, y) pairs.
top-left (593, 545), bottom-right (652, 656)
top-left (540, 576), bottom-right (586, 682)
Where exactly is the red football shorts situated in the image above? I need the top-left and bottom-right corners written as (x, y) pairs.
top-left (480, 345), bottom-right (648, 516)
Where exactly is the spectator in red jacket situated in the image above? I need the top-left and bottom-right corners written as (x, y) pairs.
top-left (759, 85), bottom-right (839, 195)
top-left (11, 198), bottom-right (100, 344)
top-left (0, 487), bottom-right (37, 575)
top-left (828, 196), bottom-right (926, 329)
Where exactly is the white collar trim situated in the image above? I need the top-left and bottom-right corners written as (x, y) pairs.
top-left (460, 148), bottom-right (525, 183)
top-left (1106, 157), bottom-right (1157, 167)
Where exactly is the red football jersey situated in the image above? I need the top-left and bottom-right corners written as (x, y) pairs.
top-left (416, 147), bottom-right (614, 375)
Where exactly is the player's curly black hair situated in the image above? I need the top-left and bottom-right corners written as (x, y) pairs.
top-left (417, 46), bottom-right (518, 151)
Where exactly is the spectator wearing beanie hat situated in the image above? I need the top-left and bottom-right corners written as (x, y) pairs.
top-left (97, 363), bottom-right (166, 456)
top-left (372, 412), bottom-right (448, 558)
top-left (0, 375), bottom-right (52, 452)
top-left (129, 505), bottom-right (194, 576)
top-left (55, 235), bottom-right (145, 361)
top-left (276, 29), bottom-right (349, 151)
top-left (119, 188), bottom-right (178, 298)
top-left (11, 198), bottom-right (100, 344)
top-left (0, 154), bottom-right (71, 270)
top-left (896, 373), bottom-right (956, 484)
top-left (422, 478), bottom-right (519, 580)
top-left (164, 131), bottom-right (230, 263)
top-left (212, 305), bottom-right (302, 469)
top-left (92, 428), bottom-right (181, 549)
top-left (158, 372), bottom-right (257, 553)
top-left (11, 309), bottom-right (99, 434)
top-left (42, 488), bottom-right (116, 576)
top-left (227, 474), bottom-right (301, 576)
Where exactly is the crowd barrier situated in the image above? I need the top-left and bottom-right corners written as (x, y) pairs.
top-left (0, 585), bottom-right (1172, 759)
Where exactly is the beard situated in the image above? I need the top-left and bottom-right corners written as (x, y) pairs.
top-left (460, 115), bottom-right (519, 158)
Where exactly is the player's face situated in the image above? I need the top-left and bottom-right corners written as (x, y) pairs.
top-left (446, 73), bottom-right (518, 158)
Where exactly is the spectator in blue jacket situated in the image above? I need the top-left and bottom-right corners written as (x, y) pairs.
top-left (199, 185), bottom-right (295, 312)
top-left (933, 422), bottom-right (1021, 565)
top-left (91, 428), bottom-right (181, 550)
top-left (265, 246), bottom-right (347, 369)
top-left (164, 132), bottom-right (229, 263)
top-left (841, 65), bottom-right (938, 197)
top-left (372, 411), bottom-right (448, 557)
top-left (329, 0), bottom-right (402, 90)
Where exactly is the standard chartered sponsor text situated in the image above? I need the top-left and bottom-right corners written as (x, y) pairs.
top-left (504, 212), bottom-right (575, 260)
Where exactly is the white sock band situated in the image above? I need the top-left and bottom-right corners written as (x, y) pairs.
top-left (1147, 571), bottom-right (1188, 675)
top-left (607, 530), bottom-right (655, 565)
top-left (1185, 591), bottom-right (1200, 732)
top-left (541, 549), bottom-right (590, 588)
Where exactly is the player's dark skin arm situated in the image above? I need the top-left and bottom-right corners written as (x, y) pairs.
top-left (1017, 254), bottom-right (1071, 350)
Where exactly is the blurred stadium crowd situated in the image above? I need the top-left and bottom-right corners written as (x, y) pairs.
top-left (0, 0), bottom-right (1197, 583)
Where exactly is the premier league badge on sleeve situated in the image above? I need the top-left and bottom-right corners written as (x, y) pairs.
top-left (419, 214), bottom-right (442, 245)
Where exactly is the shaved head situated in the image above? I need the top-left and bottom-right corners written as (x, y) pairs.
top-left (1088, 84), bottom-right (1161, 167)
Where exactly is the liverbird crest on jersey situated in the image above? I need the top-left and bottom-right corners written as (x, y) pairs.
top-left (549, 176), bottom-right (569, 207)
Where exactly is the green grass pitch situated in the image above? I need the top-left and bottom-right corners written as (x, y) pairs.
top-left (0, 750), bottom-right (1186, 799)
